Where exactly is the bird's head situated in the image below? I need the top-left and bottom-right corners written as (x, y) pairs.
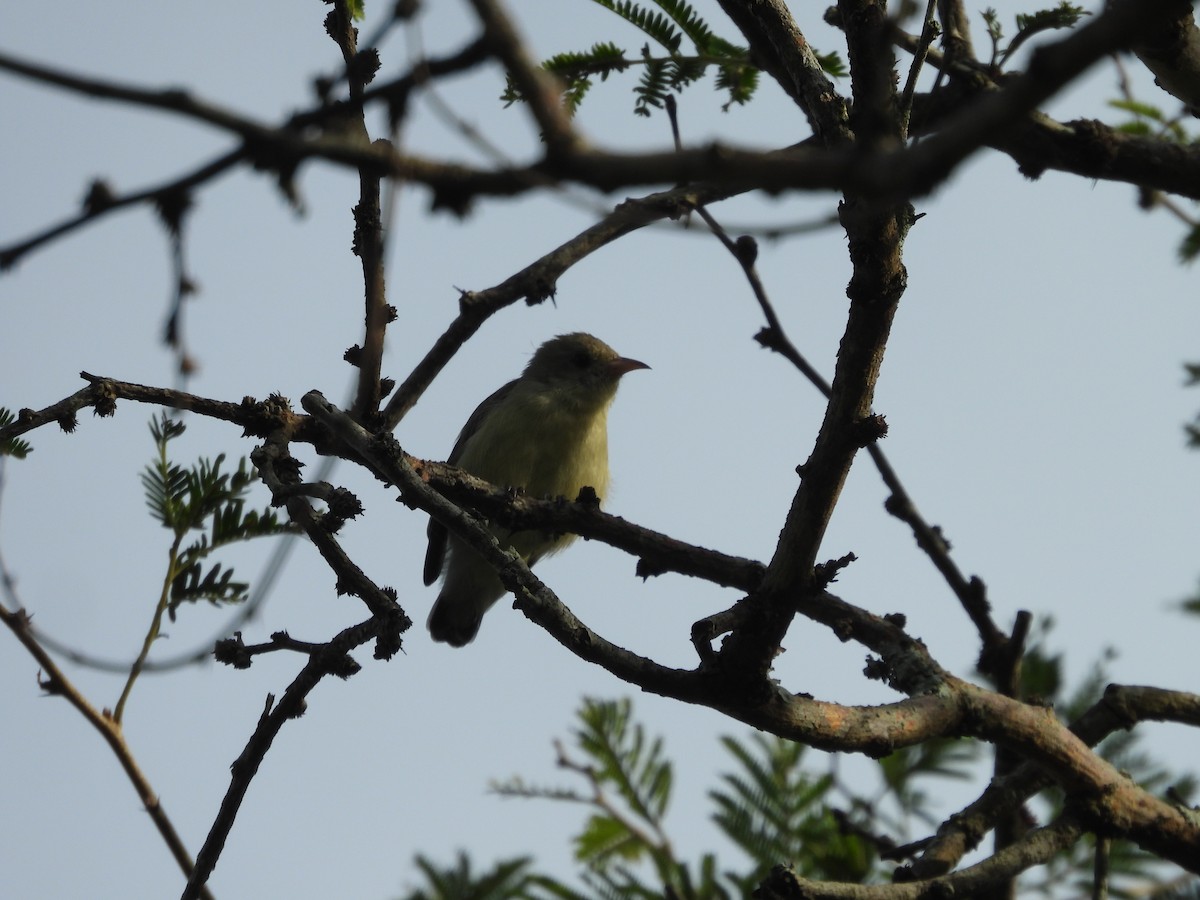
top-left (522, 333), bottom-right (649, 409)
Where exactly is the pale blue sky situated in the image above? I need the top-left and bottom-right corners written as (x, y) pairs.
top-left (2, 1), bottom-right (1199, 897)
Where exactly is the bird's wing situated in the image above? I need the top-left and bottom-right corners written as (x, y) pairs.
top-left (423, 378), bottom-right (519, 586)
top-left (423, 517), bottom-right (449, 586)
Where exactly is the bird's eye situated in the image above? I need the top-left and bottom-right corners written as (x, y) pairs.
top-left (572, 351), bottom-right (591, 369)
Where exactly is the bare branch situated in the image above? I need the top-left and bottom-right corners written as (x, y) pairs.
top-left (179, 432), bottom-right (411, 899)
top-left (1132, 0), bottom-right (1200, 113)
top-left (322, 4), bottom-right (393, 423)
top-left (466, 0), bottom-right (578, 156)
top-left (912, 683), bottom-right (1200, 879)
top-left (0, 602), bottom-right (213, 899)
top-left (0, 374), bottom-right (320, 447)
top-left (937, 0), bottom-right (977, 62)
top-left (715, 0), bottom-right (851, 145)
top-left (380, 180), bottom-right (749, 429)
top-left (0, 150), bottom-right (242, 271)
top-left (684, 191), bottom-right (1013, 680)
top-left (181, 615), bottom-right (387, 900)
top-left (759, 816), bottom-right (1086, 899)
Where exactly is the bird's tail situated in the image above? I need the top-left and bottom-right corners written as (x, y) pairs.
top-left (427, 544), bottom-right (507, 646)
top-left (427, 592), bottom-right (487, 646)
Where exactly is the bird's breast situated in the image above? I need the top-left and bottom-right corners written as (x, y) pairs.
top-left (456, 390), bottom-right (612, 503)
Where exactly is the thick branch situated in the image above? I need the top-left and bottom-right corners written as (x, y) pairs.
top-left (961, 684), bottom-right (1200, 871)
top-left (717, 0), bottom-right (912, 681)
top-left (899, 0), bottom-right (1191, 190)
top-left (1133, 0), bottom-right (1200, 113)
top-left (936, 0), bottom-right (976, 63)
top-left (911, 683), bottom-right (1200, 879)
top-left (713, 0), bottom-right (851, 145)
top-left (0, 0), bottom-right (1190, 227)
top-left (688, 195), bottom-right (1012, 685)
top-left (758, 816), bottom-right (1085, 899)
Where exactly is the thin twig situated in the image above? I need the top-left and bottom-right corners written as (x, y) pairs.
top-left (180, 619), bottom-right (383, 900)
top-left (0, 149), bottom-right (243, 271)
top-left (112, 532), bottom-right (184, 725)
top-left (0, 601), bottom-right (213, 899)
top-left (899, 0), bottom-right (941, 140)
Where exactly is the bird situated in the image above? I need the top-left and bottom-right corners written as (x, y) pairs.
top-left (424, 332), bottom-right (648, 646)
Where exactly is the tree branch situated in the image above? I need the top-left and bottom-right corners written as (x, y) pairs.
top-left (379, 180), bottom-right (749, 429)
top-left (758, 815), bottom-right (1086, 899)
top-left (323, 3), bottom-right (393, 423)
top-left (716, 0), bottom-right (912, 682)
top-left (0, 602), bottom-right (214, 900)
top-left (910, 682), bottom-right (1200, 879)
top-left (684, 193), bottom-right (1013, 681)
top-left (0, 149), bottom-right (243, 272)
top-left (714, 0), bottom-right (851, 146)
top-left (0, 374), bottom-right (324, 448)
top-left (180, 433), bottom-right (411, 899)
top-left (466, 0), bottom-right (578, 157)
top-left (1132, 0), bottom-right (1200, 114)
top-left (180, 615), bottom-right (386, 900)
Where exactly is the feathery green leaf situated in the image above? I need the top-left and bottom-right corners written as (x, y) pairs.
top-left (0, 408), bottom-right (34, 459)
top-left (591, 0), bottom-right (682, 53)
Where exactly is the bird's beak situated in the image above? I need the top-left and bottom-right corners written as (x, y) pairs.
top-left (609, 356), bottom-right (650, 377)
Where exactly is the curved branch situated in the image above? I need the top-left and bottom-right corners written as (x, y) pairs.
top-left (911, 682), bottom-right (1200, 879)
top-left (0, 602), bottom-right (214, 900)
top-left (306, 390), bottom-right (966, 751)
top-left (379, 179), bottom-right (749, 429)
top-left (181, 615), bottom-right (386, 900)
top-left (465, 0), bottom-right (577, 156)
top-left (0, 373), bottom-right (324, 447)
top-left (0, 149), bottom-right (243, 271)
top-left (714, 0), bottom-right (851, 145)
top-left (1133, 0), bottom-right (1200, 114)
top-left (758, 815), bottom-right (1086, 899)
top-left (962, 683), bottom-right (1200, 872)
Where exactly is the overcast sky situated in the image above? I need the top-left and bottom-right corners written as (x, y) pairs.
top-left (3, 1), bottom-right (1199, 897)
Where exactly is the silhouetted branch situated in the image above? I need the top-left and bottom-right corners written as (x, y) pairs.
top-left (910, 682), bottom-right (1200, 880)
top-left (181, 614), bottom-right (387, 900)
top-left (0, 150), bottom-right (243, 271)
top-left (0, 374), bottom-right (323, 447)
top-left (759, 816), bottom-right (1086, 899)
top-left (0, 602), bottom-right (214, 899)
top-left (380, 180), bottom-right (748, 429)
